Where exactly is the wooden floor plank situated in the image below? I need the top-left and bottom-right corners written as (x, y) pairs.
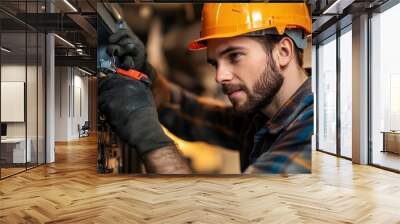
top-left (0, 135), bottom-right (400, 223)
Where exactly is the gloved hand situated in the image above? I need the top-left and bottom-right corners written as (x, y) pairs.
top-left (107, 29), bottom-right (156, 81)
top-left (107, 28), bottom-right (173, 108)
top-left (98, 73), bottom-right (174, 156)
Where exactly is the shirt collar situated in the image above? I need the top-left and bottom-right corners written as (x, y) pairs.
top-left (264, 78), bottom-right (313, 134)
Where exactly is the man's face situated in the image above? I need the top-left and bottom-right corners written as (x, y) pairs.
top-left (207, 36), bottom-right (284, 113)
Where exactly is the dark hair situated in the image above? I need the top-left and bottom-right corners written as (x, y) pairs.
top-left (250, 35), bottom-right (304, 68)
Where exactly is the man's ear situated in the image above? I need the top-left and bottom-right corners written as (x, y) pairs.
top-left (275, 36), bottom-right (295, 69)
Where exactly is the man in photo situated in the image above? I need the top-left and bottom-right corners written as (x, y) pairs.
top-left (98, 3), bottom-right (313, 174)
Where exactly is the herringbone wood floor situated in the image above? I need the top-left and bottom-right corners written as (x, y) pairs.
top-left (1, 135), bottom-right (400, 224)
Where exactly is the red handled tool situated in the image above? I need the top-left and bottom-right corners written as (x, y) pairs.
top-left (115, 68), bottom-right (148, 81)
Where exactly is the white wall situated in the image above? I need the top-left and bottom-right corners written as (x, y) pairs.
top-left (54, 66), bottom-right (89, 141)
top-left (1, 65), bottom-right (26, 139)
top-left (71, 73), bottom-right (89, 138)
top-left (55, 66), bottom-right (69, 141)
top-left (0, 65), bottom-right (42, 138)
top-left (1, 63), bottom-right (46, 163)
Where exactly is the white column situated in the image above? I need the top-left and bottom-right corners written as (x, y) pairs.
top-left (45, 1), bottom-right (55, 163)
top-left (352, 14), bottom-right (369, 164)
top-left (46, 33), bottom-right (55, 163)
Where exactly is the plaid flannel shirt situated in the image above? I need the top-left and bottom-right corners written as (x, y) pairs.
top-left (158, 78), bottom-right (313, 174)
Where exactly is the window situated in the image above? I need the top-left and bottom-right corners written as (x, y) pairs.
top-left (339, 27), bottom-right (352, 158)
top-left (370, 2), bottom-right (400, 171)
top-left (317, 35), bottom-right (337, 154)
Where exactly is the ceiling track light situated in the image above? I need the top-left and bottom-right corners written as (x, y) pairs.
top-left (78, 67), bottom-right (93, 76)
top-left (63, 0), bottom-right (78, 12)
top-left (1, 47), bottom-right (11, 53)
top-left (322, 0), bottom-right (355, 15)
top-left (54, 34), bottom-right (75, 48)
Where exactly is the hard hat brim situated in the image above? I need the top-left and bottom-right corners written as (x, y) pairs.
top-left (188, 26), bottom-right (311, 51)
top-left (188, 28), bottom-right (271, 51)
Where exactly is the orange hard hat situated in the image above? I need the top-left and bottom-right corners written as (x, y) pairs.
top-left (188, 3), bottom-right (312, 51)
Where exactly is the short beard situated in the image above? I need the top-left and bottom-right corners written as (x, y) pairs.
top-left (234, 58), bottom-right (284, 114)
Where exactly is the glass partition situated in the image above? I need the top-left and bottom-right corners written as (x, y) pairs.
top-left (0, 0), bottom-right (46, 179)
top-left (0, 31), bottom-right (28, 177)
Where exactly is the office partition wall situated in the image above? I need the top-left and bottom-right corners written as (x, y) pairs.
top-left (0, 0), bottom-right (47, 179)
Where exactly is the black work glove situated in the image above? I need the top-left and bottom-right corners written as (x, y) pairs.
top-left (107, 29), bottom-right (156, 81)
top-left (107, 28), bottom-right (173, 109)
top-left (98, 73), bottom-right (174, 156)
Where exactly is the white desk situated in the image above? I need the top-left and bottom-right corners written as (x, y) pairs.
top-left (1, 138), bottom-right (31, 163)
